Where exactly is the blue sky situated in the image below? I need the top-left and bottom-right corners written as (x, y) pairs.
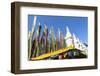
top-left (28, 15), bottom-right (88, 44)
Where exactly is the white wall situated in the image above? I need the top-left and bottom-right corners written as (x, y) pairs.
top-left (0, 0), bottom-right (100, 76)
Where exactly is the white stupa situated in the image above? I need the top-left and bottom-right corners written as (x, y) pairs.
top-left (64, 26), bottom-right (88, 54)
top-left (73, 33), bottom-right (79, 49)
top-left (64, 26), bottom-right (74, 47)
